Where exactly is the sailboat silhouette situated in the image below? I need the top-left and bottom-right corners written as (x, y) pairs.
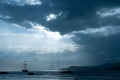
top-left (22, 62), bottom-right (28, 72)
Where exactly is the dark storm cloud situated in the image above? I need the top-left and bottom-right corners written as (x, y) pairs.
top-left (0, 4), bottom-right (51, 22)
top-left (52, 0), bottom-right (120, 19)
top-left (0, 0), bottom-right (120, 34)
top-left (48, 0), bottom-right (120, 34)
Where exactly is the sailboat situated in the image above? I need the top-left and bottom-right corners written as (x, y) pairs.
top-left (22, 62), bottom-right (28, 72)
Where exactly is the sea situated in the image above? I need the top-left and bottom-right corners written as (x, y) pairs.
top-left (0, 71), bottom-right (120, 80)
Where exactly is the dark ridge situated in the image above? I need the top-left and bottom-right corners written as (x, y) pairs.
top-left (61, 62), bottom-right (120, 71)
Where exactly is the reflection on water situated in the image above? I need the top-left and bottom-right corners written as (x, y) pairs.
top-left (0, 71), bottom-right (120, 80)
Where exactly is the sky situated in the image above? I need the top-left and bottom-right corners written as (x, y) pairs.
top-left (0, 0), bottom-right (120, 71)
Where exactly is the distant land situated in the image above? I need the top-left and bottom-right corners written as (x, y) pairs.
top-left (61, 62), bottom-right (120, 71)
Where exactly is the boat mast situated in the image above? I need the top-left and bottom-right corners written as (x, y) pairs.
top-left (23, 62), bottom-right (27, 70)
top-left (22, 61), bottom-right (28, 72)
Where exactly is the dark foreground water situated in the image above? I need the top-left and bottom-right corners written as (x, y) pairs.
top-left (0, 71), bottom-right (120, 80)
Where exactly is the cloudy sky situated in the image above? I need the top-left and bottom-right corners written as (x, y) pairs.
top-left (0, 0), bottom-right (120, 71)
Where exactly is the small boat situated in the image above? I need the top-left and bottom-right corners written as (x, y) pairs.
top-left (0, 72), bottom-right (8, 74)
top-left (22, 62), bottom-right (28, 72)
top-left (60, 70), bottom-right (73, 74)
top-left (27, 72), bottom-right (35, 75)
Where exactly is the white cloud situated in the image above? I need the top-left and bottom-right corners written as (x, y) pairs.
top-left (97, 7), bottom-right (120, 17)
top-left (1, 0), bottom-right (42, 6)
top-left (0, 15), bottom-right (12, 19)
top-left (46, 13), bottom-right (57, 21)
top-left (27, 22), bottom-right (62, 40)
top-left (72, 26), bottom-right (120, 36)
top-left (46, 12), bottom-right (62, 21)
top-left (0, 20), bottom-right (81, 54)
top-left (25, 0), bottom-right (42, 5)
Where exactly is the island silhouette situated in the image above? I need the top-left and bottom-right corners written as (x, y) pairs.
top-left (0, 62), bottom-right (120, 76)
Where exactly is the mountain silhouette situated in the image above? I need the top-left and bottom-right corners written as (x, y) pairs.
top-left (61, 62), bottom-right (120, 71)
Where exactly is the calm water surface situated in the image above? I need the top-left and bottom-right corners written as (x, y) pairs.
top-left (0, 71), bottom-right (120, 80)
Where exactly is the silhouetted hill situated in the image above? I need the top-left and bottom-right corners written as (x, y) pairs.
top-left (61, 62), bottom-right (120, 71)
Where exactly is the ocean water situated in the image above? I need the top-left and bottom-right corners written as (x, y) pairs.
top-left (0, 71), bottom-right (120, 80)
